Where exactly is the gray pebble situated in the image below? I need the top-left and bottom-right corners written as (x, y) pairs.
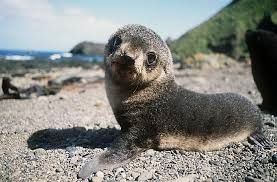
top-left (233, 148), bottom-right (241, 154)
top-left (209, 160), bottom-right (220, 166)
top-left (65, 146), bottom-right (78, 157)
top-left (260, 158), bottom-right (268, 164)
top-left (96, 171), bottom-right (104, 178)
top-left (55, 168), bottom-right (63, 173)
top-left (130, 171), bottom-right (140, 179)
top-left (70, 156), bottom-right (79, 164)
top-left (34, 148), bottom-right (46, 157)
top-left (145, 149), bottom-right (155, 156)
top-left (91, 176), bottom-right (103, 182)
top-left (137, 170), bottom-right (154, 181)
top-left (203, 178), bottom-right (213, 182)
top-left (115, 167), bottom-right (125, 176)
top-left (245, 176), bottom-right (263, 182)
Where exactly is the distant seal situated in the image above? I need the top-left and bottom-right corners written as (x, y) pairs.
top-left (79, 25), bottom-right (270, 179)
top-left (245, 29), bottom-right (277, 115)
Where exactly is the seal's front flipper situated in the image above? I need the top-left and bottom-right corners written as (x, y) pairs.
top-left (78, 154), bottom-right (104, 179)
top-left (248, 131), bottom-right (273, 149)
top-left (78, 147), bottom-right (142, 179)
top-left (78, 126), bottom-right (153, 179)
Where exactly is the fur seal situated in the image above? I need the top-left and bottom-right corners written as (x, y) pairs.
top-left (78, 25), bottom-right (271, 179)
top-left (245, 29), bottom-right (277, 115)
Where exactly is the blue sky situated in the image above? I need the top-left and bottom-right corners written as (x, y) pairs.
top-left (0, 0), bottom-right (232, 51)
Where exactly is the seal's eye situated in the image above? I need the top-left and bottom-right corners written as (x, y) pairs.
top-left (111, 36), bottom-right (122, 53)
top-left (146, 52), bottom-right (157, 66)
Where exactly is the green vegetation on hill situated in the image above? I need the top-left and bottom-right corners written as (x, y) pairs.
top-left (170, 0), bottom-right (277, 60)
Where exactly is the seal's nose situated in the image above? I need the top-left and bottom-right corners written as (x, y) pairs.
top-left (111, 54), bottom-right (135, 66)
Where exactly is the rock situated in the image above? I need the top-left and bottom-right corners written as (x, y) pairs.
top-left (264, 121), bottom-right (275, 127)
top-left (260, 158), bottom-right (268, 164)
top-left (209, 160), bottom-right (220, 166)
top-left (48, 75), bottom-right (82, 87)
top-left (70, 156), bottom-right (79, 164)
top-left (130, 171), bottom-right (140, 179)
top-left (173, 174), bottom-right (197, 182)
top-left (272, 153), bottom-right (277, 163)
top-left (145, 149), bottom-right (155, 156)
top-left (242, 141), bottom-right (252, 148)
top-left (96, 171), bottom-right (104, 178)
top-left (66, 146), bottom-right (79, 157)
top-left (233, 148), bottom-right (241, 154)
top-left (203, 178), bottom-right (213, 182)
top-left (137, 170), bottom-right (154, 181)
top-left (55, 168), bottom-right (63, 173)
top-left (245, 176), bottom-right (263, 182)
top-left (34, 148), bottom-right (46, 157)
top-left (226, 155), bottom-right (234, 160)
top-left (121, 172), bottom-right (127, 179)
top-left (91, 176), bottom-right (103, 182)
top-left (70, 41), bottom-right (105, 56)
top-left (94, 100), bottom-right (103, 107)
top-left (115, 167), bottom-right (125, 177)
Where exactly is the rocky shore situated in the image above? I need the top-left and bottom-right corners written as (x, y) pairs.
top-left (0, 63), bottom-right (276, 181)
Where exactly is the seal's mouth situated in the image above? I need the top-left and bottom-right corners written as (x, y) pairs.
top-left (109, 55), bottom-right (139, 84)
top-left (111, 54), bottom-right (135, 66)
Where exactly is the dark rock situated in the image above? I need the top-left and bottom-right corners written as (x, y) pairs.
top-left (209, 160), bottom-right (220, 166)
top-left (48, 75), bottom-right (82, 87)
top-left (245, 176), bottom-right (263, 182)
top-left (272, 153), bottom-right (277, 163)
top-left (70, 41), bottom-right (105, 56)
top-left (55, 168), bottom-right (63, 173)
top-left (264, 121), bottom-right (275, 127)
top-left (65, 146), bottom-right (79, 157)
top-left (260, 158), bottom-right (269, 164)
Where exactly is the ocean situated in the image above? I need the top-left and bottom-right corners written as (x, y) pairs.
top-left (0, 49), bottom-right (103, 62)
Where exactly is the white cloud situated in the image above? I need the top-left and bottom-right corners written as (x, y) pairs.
top-left (0, 0), bottom-right (120, 50)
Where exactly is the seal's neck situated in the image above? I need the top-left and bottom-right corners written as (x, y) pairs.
top-left (106, 77), bottom-right (176, 111)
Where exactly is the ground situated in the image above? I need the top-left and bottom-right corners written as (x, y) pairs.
top-left (0, 63), bottom-right (276, 182)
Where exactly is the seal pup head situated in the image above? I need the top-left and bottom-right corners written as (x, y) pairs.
top-left (104, 24), bottom-right (174, 88)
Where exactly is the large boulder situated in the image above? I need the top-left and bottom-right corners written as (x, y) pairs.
top-left (70, 41), bottom-right (105, 56)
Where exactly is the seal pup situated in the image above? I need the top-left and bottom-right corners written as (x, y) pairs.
top-left (245, 29), bottom-right (277, 115)
top-left (78, 25), bottom-right (270, 179)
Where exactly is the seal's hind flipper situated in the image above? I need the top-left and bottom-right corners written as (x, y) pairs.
top-left (248, 131), bottom-right (273, 149)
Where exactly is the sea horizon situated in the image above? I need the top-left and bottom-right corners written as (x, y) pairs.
top-left (0, 49), bottom-right (103, 62)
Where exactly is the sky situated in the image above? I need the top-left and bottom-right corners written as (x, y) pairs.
top-left (0, 0), bottom-right (232, 51)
